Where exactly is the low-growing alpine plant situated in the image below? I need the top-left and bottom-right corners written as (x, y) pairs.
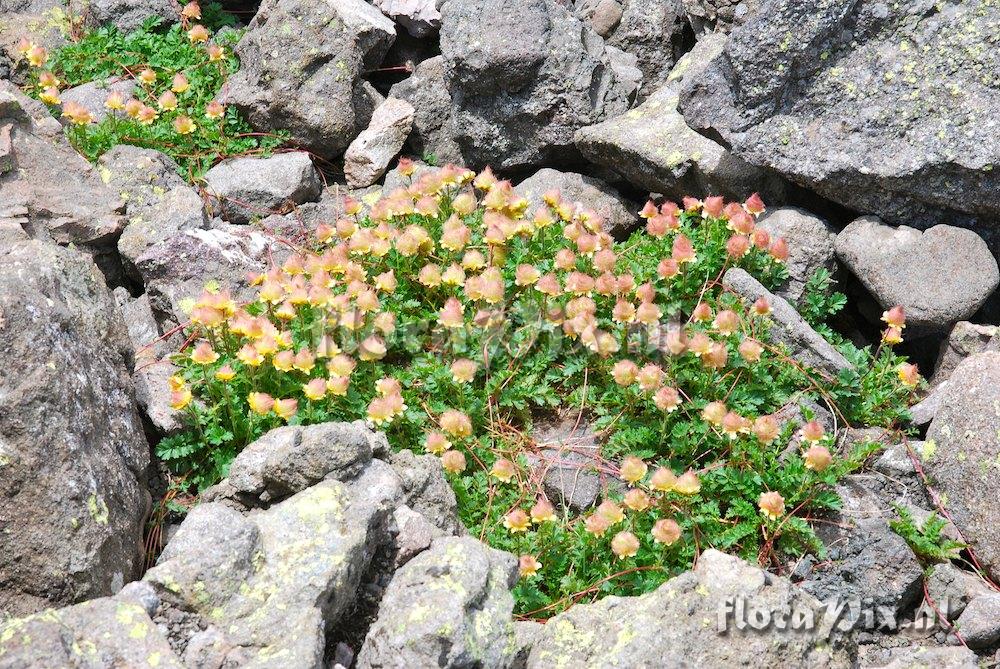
top-left (157, 161), bottom-right (920, 616)
top-left (18, 2), bottom-right (285, 178)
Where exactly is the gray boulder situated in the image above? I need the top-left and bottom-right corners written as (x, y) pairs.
top-left (723, 268), bottom-right (853, 378)
top-left (527, 549), bottom-right (851, 667)
top-left (58, 77), bottom-right (135, 126)
top-left (954, 593), bottom-right (1000, 649)
top-left (388, 449), bottom-right (463, 534)
top-left (515, 168), bottom-right (637, 237)
top-left (580, 0), bottom-right (686, 95)
top-left (203, 151), bottom-right (322, 224)
top-left (389, 56), bottom-right (463, 165)
top-left (391, 504), bottom-right (446, 568)
top-left (0, 595), bottom-right (183, 667)
top-left (99, 145), bottom-right (209, 283)
top-left (799, 476), bottom-right (924, 623)
top-left (85, 0), bottom-right (180, 33)
top-left (575, 33), bottom-right (784, 203)
top-left (374, 0), bottom-right (442, 37)
top-left (682, 0), bottom-right (762, 33)
top-left (835, 218), bottom-right (999, 335)
top-left (758, 206), bottom-right (837, 306)
top-left (145, 458), bottom-right (402, 668)
top-left (926, 563), bottom-right (995, 622)
top-left (925, 352), bottom-right (1000, 583)
top-left (0, 83), bottom-right (125, 279)
top-left (344, 97), bottom-right (415, 188)
top-left (678, 0), bottom-right (1000, 229)
top-left (0, 240), bottom-right (148, 616)
top-left (223, 0), bottom-right (395, 159)
top-left (440, 0), bottom-right (637, 171)
top-left (864, 645), bottom-right (978, 669)
top-left (115, 289), bottom-right (169, 364)
top-left (224, 420), bottom-right (380, 503)
top-left (133, 359), bottom-right (183, 437)
top-left (930, 321), bottom-right (999, 388)
top-left (356, 536), bottom-right (519, 669)
top-left (134, 225), bottom-right (276, 328)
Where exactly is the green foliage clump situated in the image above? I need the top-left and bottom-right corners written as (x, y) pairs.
top-left (22, 5), bottom-right (285, 178)
top-left (159, 165), bottom-right (918, 616)
top-left (890, 505), bottom-right (965, 563)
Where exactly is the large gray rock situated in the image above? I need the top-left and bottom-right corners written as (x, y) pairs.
top-left (835, 218), bottom-right (999, 335)
top-left (682, 0), bottom-right (762, 33)
top-left (863, 645), bottom-right (978, 669)
top-left (223, 0), bottom-right (395, 159)
top-left (581, 0), bottom-right (685, 95)
top-left (528, 416), bottom-right (604, 514)
top-left (203, 151), bottom-right (322, 224)
top-left (374, 0), bottom-right (442, 37)
top-left (389, 56), bottom-right (463, 165)
top-left (0, 594), bottom-right (183, 667)
top-left (58, 77), bottom-right (135, 126)
top-left (134, 225), bottom-right (276, 328)
top-left (145, 458), bottom-right (402, 668)
top-left (527, 549), bottom-right (851, 667)
top-left (356, 536), bottom-right (519, 669)
top-left (85, 0), bottom-right (180, 33)
top-left (799, 476), bottom-right (923, 622)
top-left (930, 321), bottom-right (999, 388)
top-left (388, 449), bottom-right (463, 534)
top-left (575, 33), bottom-right (784, 202)
top-left (344, 97), bottom-right (414, 188)
top-left (440, 0), bottom-right (637, 171)
top-left (954, 593), bottom-right (1000, 649)
top-left (516, 168), bottom-right (637, 237)
top-left (0, 240), bottom-right (148, 617)
top-left (678, 0), bottom-right (1000, 230)
top-left (926, 562), bottom-right (995, 622)
top-left (0, 83), bottom-right (125, 278)
top-left (758, 206), bottom-right (837, 306)
top-left (925, 352), bottom-right (1000, 583)
top-left (99, 145), bottom-right (209, 284)
top-left (723, 268), bottom-right (852, 378)
top-left (224, 420), bottom-right (381, 503)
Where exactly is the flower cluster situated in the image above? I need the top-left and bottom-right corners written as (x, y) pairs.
top-left (20, 7), bottom-right (284, 177)
top-left (164, 161), bottom-right (920, 616)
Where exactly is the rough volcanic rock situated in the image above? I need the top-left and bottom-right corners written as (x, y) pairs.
top-left (758, 206), bottom-right (837, 306)
top-left (926, 562), bottom-right (995, 622)
top-left (576, 33), bottom-right (784, 203)
top-left (930, 321), bottom-right (999, 388)
top-left (925, 351), bottom-right (1000, 583)
top-left (798, 476), bottom-right (924, 623)
top-left (678, 0), bottom-right (1000, 229)
top-left (0, 239), bottom-right (148, 616)
top-left (682, 0), bottom-right (762, 33)
top-left (954, 593), bottom-right (1000, 649)
top-left (356, 536), bottom-right (519, 669)
top-left (515, 168), bottom-right (637, 237)
top-left (374, 0), bottom-right (442, 38)
top-left (85, 0), bottom-right (180, 33)
top-left (203, 151), bottom-right (322, 224)
top-left (223, 0), bottom-right (396, 159)
top-left (439, 0), bottom-right (638, 171)
top-left (58, 77), bottom-right (135, 126)
top-left (528, 416), bottom-right (604, 514)
top-left (723, 268), bottom-right (852, 378)
top-left (98, 145), bottom-right (209, 284)
top-left (0, 82), bottom-right (125, 278)
top-left (579, 0), bottom-right (686, 95)
top-left (835, 218), bottom-right (999, 335)
top-left (224, 420), bottom-right (380, 504)
top-left (145, 458), bottom-right (402, 667)
top-left (344, 97), bottom-right (414, 188)
top-left (389, 55), bottom-right (463, 165)
top-left (134, 224), bottom-right (277, 328)
top-left (527, 549), bottom-right (851, 667)
top-left (388, 449), bottom-right (463, 534)
top-left (0, 594), bottom-right (182, 667)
